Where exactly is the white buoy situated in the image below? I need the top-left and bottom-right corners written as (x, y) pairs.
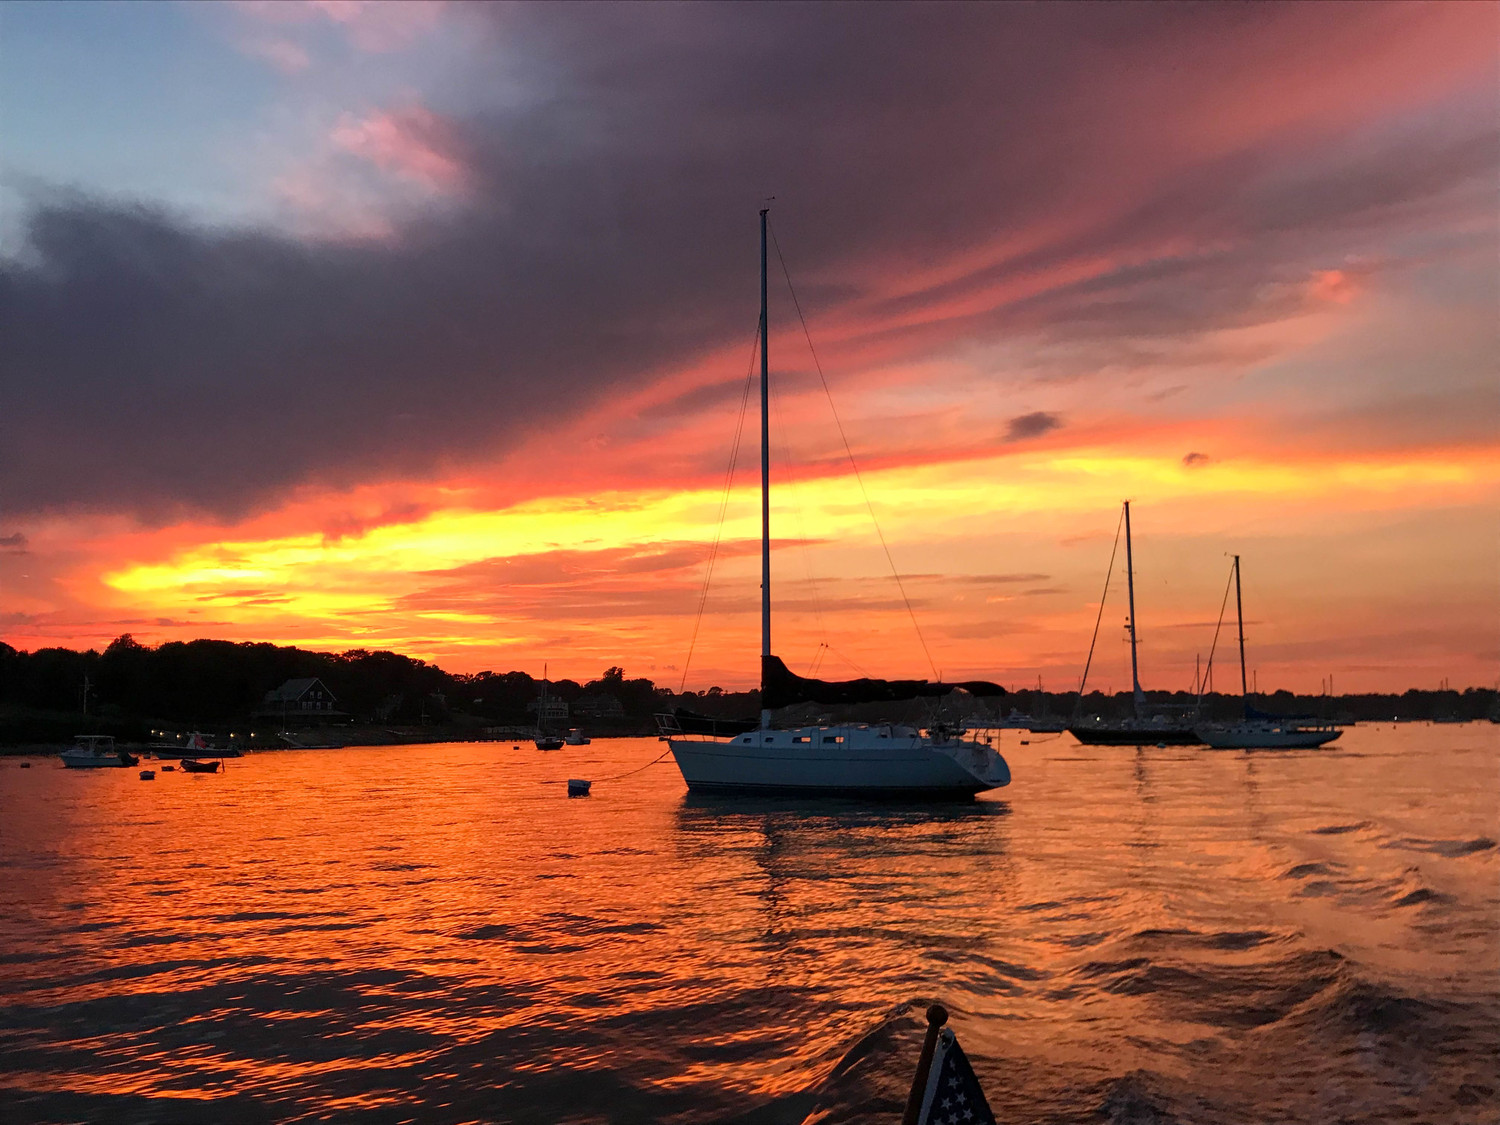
top-left (567, 778), bottom-right (591, 797)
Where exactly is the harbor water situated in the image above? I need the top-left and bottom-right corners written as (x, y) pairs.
top-left (1, 724), bottom-right (1496, 1123)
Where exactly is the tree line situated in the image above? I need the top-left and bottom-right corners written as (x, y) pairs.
top-left (0, 635), bottom-right (757, 743)
top-left (1, 634), bottom-right (1493, 745)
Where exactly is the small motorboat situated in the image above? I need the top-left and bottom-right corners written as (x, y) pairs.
top-left (60, 735), bottom-right (138, 768)
top-left (179, 758), bottom-right (221, 774)
top-left (534, 735), bottom-right (565, 751)
top-left (563, 728), bottom-right (591, 745)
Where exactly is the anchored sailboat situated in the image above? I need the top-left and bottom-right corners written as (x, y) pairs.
top-left (1193, 555), bottom-right (1341, 749)
top-left (534, 665), bottom-right (565, 751)
top-left (1067, 501), bottom-right (1201, 746)
top-left (657, 210), bottom-right (1011, 798)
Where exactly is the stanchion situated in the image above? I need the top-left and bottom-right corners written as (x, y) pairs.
top-left (901, 1004), bottom-right (948, 1125)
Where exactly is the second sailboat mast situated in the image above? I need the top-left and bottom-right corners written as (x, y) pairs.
top-left (1233, 554), bottom-right (1248, 707)
top-left (759, 208), bottom-right (772, 728)
top-left (1124, 500), bottom-right (1143, 715)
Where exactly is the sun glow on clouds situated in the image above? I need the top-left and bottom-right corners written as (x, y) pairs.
top-left (330, 106), bottom-right (467, 194)
top-left (82, 439), bottom-right (1497, 688)
top-left (269, 102), bottom-right (469, 241)
top-left (3, 3), bottom-right (1495, 693)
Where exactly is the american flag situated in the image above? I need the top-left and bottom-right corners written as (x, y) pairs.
top-left (916, 1027), bottom-right (997, 1125)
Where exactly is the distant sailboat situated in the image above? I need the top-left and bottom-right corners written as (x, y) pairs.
top-left (1193, 555), bottom-right (1341, 750)
top-left (1067, 501), bottom-right (1201, 746)
top-left (534, 665), bottom-right (565, 751)
top-left (658, 210), bottom-right (1011, 798)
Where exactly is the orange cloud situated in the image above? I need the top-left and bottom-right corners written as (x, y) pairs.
top-left (3, 427), bottom-right (1477, 692)
top-left (1308, 269), bottom-right (1358, 305)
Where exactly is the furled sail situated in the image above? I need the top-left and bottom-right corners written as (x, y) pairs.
top-left (762, 655), bottom-right (1005, 710)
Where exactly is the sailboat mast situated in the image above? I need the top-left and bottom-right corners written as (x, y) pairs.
top-left (1123, 500), bottom-right (1143, 717)
top-left (539, 662), bottom-right (549, 734)
top-left (759, 208), bottom-right (772, 730)
top-left (1233, 554), bottom-right (1248, 713)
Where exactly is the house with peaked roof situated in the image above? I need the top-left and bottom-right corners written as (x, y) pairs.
top-left (526, 696), bottom-right (570, 722)
top-left (255, 677), bottom-right (348, 722)
top-left (573, 692), bottom-right (625, 718)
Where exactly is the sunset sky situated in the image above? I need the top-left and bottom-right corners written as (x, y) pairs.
top-left (1, 2), bottom-right (1495, 694)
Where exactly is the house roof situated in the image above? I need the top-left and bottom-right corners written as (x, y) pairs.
top-left (263, 677), bottom-right (332, 703)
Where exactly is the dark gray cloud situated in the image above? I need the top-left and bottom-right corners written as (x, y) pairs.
top-left (1182, 452), bottom-right (1212, 467)
top-left (1005, 412), bottom-right (1063, 442)
top-left (1, 4), bottom-right (1493, 519)
top-left (0, 533), bottom-right (28, 552)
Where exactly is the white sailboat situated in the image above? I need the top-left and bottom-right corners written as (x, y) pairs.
top-left (1194, 555), bottom-right (1341, 750)
top-left (658, 210), bottom-right (1011, 798)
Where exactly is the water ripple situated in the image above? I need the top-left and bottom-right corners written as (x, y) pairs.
top-left (0, 727), bottom-right (1495, 1123)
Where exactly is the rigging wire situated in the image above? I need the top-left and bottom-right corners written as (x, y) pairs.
top-left (768, 218), bottom-right (940, 682)
top-left (541, 745), bottom-right (675, 788)
top-left (678, 326), bottom-right (760, 692)
top-left (1196, 558), bottom-right (1237, 709)
top-left (807, 641), bottom-right (828, 677)
top-left (825, 641), bottom-right (873, 679)
top-left (1074, 505), bottom-right (1126, 715)
top-left (591, 746), bottom-right (673, 783)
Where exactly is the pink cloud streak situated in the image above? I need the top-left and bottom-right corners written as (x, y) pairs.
top-left (234, 0), bottom-right (445, 53)
top-left (330, 106), bottom-right (468, 194)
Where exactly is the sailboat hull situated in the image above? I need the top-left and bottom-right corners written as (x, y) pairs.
top-left (667, 726), bottom-right (1009, 798)
top-left (1194, 724), bottom-right (1341, 749)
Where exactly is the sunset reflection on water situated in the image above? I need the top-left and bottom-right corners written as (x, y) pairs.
top-left (2, 726), bottom-right (1496, 1124)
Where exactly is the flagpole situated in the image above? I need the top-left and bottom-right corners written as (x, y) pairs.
top-left (901, 1004), bottom-right (948, 1125)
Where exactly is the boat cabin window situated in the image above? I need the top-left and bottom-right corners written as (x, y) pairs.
top-left (792, 736), bottom-right (810, 743)
top-left (823, 735), bottom-right (843, 744)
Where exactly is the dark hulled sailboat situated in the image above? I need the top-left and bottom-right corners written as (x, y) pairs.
top-left (1067, 502), bottom-right (1202, 746)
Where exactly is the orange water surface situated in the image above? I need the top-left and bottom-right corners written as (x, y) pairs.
top-left (1, 724), bottom-right (1496, 1124)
